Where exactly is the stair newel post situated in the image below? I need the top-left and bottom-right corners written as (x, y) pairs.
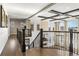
top-left (69, 29), bottom-right (73, 56)
top-left (33, 42), bottom-right (34, 48)
top-left (40, 29), bottom-right (43, 48)
top-left (22, 28), bottom-right (26, 52)
top-left (17, 28), bottom-right (18, 40)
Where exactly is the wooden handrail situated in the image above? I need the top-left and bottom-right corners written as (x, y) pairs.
top-left (43, 31), bottom-right (69, 33)
top-left (43, 31), bottom-right (79, 33)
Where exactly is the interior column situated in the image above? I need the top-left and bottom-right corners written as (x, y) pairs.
top-left (64, 20), bottom-right (67, 49)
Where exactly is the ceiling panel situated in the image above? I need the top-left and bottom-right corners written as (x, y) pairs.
top-left (67, 11), bottom-right (79, 16)
top-left (37, 11), bottom-right (57, 17)
top-left (36, 3), bottom-right (79, 21)
top-left (53, 15), bottom-right (68, 19)
top-left (2, 3), bottom-right (79, 20)
top-left (2, 3), bottom-right (49, 19)
top-left (49, 3), bottom-right (79, 13)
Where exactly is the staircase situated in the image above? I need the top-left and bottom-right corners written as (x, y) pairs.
top-left (17, 28), bottom-right (79, 55)
top-left (42, 37), bottom-right (48, 47)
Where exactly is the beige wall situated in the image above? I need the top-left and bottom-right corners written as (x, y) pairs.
top-left (25, 20), bottom-right (31, 29)
top-left (41, 20), bottom-right (48, 31)
top-left (0, 5), bottom-right (1, 27)
top-left (10, 19), bottom-right (25, 35)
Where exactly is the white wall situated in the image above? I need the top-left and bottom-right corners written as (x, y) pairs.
top-left (0, 5), bottom-right (10, 54)
top-left (7, 18), bottom-right (10, 37)
top-left (0, 28), bottom-right (8, 54)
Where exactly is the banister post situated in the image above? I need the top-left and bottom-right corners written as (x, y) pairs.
top-left (17, 28), bottom-right (18, 39)
top-left (40, 29), bottom-right (43, 48)
top-left (22, 28), bottom-right (26, 52)
top-left (69, 29), bottom-right (73, 56)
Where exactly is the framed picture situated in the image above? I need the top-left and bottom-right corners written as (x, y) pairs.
top-left (25, 29), bottom-right (32, 37)
top-left (0, 5), bottom-right (2, 27)
top-left (2, 7), bottom-right (5, 27)
top-left (1, 6), bottom-right (8, 28)
top-left (60, 26), bottom-right (64, 31)
top-left (37, 24), bottom-right (40, 30)
top-left (31, 24), bottom-right (34, 31)
top-left (5, 15), bottom-right (8, 27)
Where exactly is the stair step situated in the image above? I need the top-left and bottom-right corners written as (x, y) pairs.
top-left (43, 43), bottom-right (47, 45)
top-left (42, 38), bottom-right (48, 41)
top-left (43, 41), bottom-right (47, 43)
top-left (43, 45), bottom-right (48, 47)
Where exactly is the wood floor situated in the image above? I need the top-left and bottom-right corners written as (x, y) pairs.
top-left (26, 48), bottom-right (79, 56)
top-left (1, 35), bottom-right (23, 56)
top-left (0, 35), bottom-right (78, 56)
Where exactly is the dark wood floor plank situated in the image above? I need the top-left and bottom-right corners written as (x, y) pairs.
top-left (1, 35), bottom-right (23, 56)
top-left (26, 48), bottom-right (78, 56)
top-left (0, 35), bottom-right (78, 56)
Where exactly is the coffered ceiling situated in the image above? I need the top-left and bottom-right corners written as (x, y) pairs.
top-left (36, 3), bottom-right (79, 21)
top-left (2, 3), bottom-right (79, 21)
top-left (2, 3), bottom-right (49, 19)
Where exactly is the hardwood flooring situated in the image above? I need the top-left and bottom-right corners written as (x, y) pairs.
top-left (0, 35), bottom-right (78, 56)
top-left (26, 48), bottom-right (78, 56)
top-left (1, 35), bottom-right (23, 56)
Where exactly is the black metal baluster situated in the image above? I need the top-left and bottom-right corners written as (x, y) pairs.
top-left (33, 42), bottom-right (34, 48)
top-left (56, 34), bottom-right (58, 49)
top-left (52, 32), bottom-right (53, 48)
top-left (74, 33), bottom-right (76, 54)
top-left (74, 33), bottom-right (75, 54)
top-left (77, 33), bottom-right (78, 54)
top-left (67, 33), bottom-right (69, 51)
top-left (75, 33), bottom-right (77, 54)
top-left (60, 33), bottom-right (62, 55)
top-left (59, 33), bottom-right (61, 50)
top-left (17, 28), bottom-right (18, 39)
top-left (73, 33), bottom-right (74, 54)
top-left (61, 34), bottom-right (62, 50)
top-left (78, 33), bottom-right (79, 54)
top-left (53, 32), bottom-right (55, 48)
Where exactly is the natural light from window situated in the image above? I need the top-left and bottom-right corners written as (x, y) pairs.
top-left (68, 20), bottom-right (77, 28)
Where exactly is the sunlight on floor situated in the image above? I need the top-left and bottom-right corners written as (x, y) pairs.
top-left (10, 39), bottom-right (17, 50)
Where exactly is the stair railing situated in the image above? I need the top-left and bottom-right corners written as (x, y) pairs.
top-left (17, 28), bottom-right (79, 55)
top-left (29, 32), bottom-right (40, 48)
top-left (17, 28), bottom-right (26, 52)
